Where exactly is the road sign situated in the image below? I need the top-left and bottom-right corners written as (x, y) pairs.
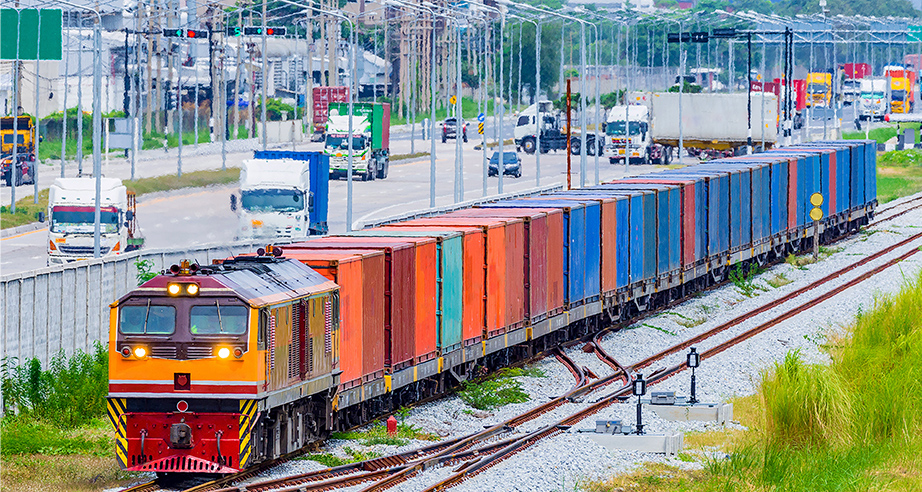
top-left (810, 207), bottom-right (823, 221)
top-left (477, 112), bottom-right (485, 122)
top-left (450, 95), bottom-right (457, 105)
top-left (911, 25), bottom-right (922, 42)
top-left (478, 122), bottom-right (484, 135)
top-left (1, 8), bottom-right (63, 60)
top-left (810, 192), bottom-right (824, 207)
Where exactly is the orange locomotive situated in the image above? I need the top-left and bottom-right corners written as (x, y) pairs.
top-left (106, 255), bottom-right (340, 474)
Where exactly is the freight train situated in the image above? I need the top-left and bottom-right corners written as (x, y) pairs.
top-left (107, 140), bottom-right (877, 475)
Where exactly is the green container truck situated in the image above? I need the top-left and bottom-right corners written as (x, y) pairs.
top-left (323, 102), bottom-right (390, 181)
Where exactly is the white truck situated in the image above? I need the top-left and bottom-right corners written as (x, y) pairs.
top-left (651, 92), bottom-right (777, 159)
top-left (47, 177), bottom-right (143, 265)
top-left (858, 78), bottom-right (889, 121)
top-left (232, 158), bottom-right (311, 240)
top-left (603, 105), bottom-right (666, 164)
top-left (513, 100), bottom-right (602, 155)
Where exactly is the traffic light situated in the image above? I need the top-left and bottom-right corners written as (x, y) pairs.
top-left (711, 28), bottom-right (737, 39)
top-left (691, 31), bottom-right (709, 43)
top-left (667, 32), bottom-right (690, 43)
top-left (161, 28), bottom-right (209, 38)
top-left (186, 29), bottom-right (208, 39)
top-left (243, 26), bottom-right (287, 36)
top-left (162, 28), bottom-right (184, 37)
top-left (226, 26), bottom-right (242, 37)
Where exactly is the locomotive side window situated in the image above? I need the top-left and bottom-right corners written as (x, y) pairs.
top-left (258, 309), bottom-right (269, 350)
top-left (119, 304), bottom-right (176, 335)
top-left (190, 303), bottom-right (248, 334)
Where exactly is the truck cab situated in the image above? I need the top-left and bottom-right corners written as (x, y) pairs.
top-left (858, 78), bottom-right (889, 121)
top-left (323, 103), bottom-right (390, 181)
top-left (806, 73), bottom-right (832, 107)
top-left (233, 159), bottom-right (311, 240)
top-left (47, 177), bottom-right (142, 265)
top-left (604, 105), bottom-right (663, 164)
top-left (886, 69), bottom-right (916, 114)
top-left (1, 116), bottom-right (38, 187)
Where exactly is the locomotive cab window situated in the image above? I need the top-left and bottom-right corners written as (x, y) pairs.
top-left (119, 304), bottom-right (176, 335)
top-left (190, 302), bottom-right (248, 335)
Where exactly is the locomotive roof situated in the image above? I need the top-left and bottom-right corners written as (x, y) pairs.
top-left (125, 257), bottom-right (337, 307)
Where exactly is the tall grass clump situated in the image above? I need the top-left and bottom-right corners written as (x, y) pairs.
top-left (1, 342), bottom-right (109, 429)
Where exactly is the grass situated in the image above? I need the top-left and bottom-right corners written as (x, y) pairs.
top-left (663, 311), bottom-right (707, 329)
top-left (765, 272), bottom-right (793, 288)
top-left (842, 122), bottom-right (922, 145)
top-left (641, 323), bottom-right (677, 336)
top-left (1, 169), bottom-right (240, 230)
top-left (456, 366), bottom-right (543, 411)
top-left (298, 447), bottom-right (382, 467)
top-left (580, 270), bottom-right (922, 492)
top-left (38, 127), bottom-right (223, 161)
top-left (785, 246), bottom-right (843, 268)
top-left (391, 151), bottom-right (430, 161)
top-left (0, 188), bottom-right (49, 229)
top-left (331, 421), bottom-right (438, 447)
top-left (474, 138), bottom-right (517, 150)
top-left (728, 263), bottom-right (765, 298)
top-left (876, 149), bottom-right (922, 203)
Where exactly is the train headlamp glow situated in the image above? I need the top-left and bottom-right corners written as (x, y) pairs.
top-left (167, 283), bottom-right (182, 296)
top-left (133, 347), bottom-right (147, 358)
top-left (186, 284), bottom-right (199, 295)
top-left (218, 347), bottom-right (231, 359)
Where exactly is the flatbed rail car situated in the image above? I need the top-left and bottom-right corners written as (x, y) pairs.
top-left (108, 140), bottom-right (877, 474)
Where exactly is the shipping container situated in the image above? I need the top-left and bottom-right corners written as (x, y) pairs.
top-left (389, 217), bottom-right (517, 338)
top-left (286, 237), bottom-right (418, 370)
top-left (448, 208), bottom-right (563, 323)
top-left (381, 224), bottom-right (486, 346)
top-left (343, 229), bottom-right (464, 354)
top-left (546, 193), bottom-right (619, 297)
top-left (776, 147), bottom-right (837, 218)
top-left (764, 151), bottom-right (815, 226)
top-left (618, 176), bottom-right (702, 268)
top-left (479, 199), bottom-right (594, 307)
top-left (717, 156), bottom-right (791, 238)
top-left (657, 168), bottom-right (732, 255)
top-left (280, 249), bottom-right (386, 387)
top-left (312, 86), bottom-right (350, 127)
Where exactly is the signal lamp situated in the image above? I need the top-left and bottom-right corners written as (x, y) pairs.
top-left (687, 347), bottom-right (700, 405)
top-left (121, 346), bottom-right (131, 358)
top-left (167, 283), bottom-right (182, 296)
top-left (234, 347), bottom-right (244, 358)
top-left (134, 347), bottom-right (147, 358)
top-left (633, 373), bottom-right (646, 435)
top-left (218, 347), bottom-right (231, 359)
top-left (186, 284), bottom-right (199, 296)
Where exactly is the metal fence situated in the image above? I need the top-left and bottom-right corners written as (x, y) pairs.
top-left (0, 240), bottom-right (281, 367)
top-left (1, 185), bottom-right (562, 367)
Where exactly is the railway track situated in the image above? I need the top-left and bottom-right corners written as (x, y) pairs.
top-left (121, 206), bottom-right (922, 492)
top-left (415, 228), bottom-right (922, 491)
top-left (870, 194), bottom-right (922, 226)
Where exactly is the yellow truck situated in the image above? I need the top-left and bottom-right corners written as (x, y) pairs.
top-left (806, 73), bottom-right (832, 107)
top-left (886, 69), bottom-right (916, 114)
top-left (1, 116), bottom-right (38, 187)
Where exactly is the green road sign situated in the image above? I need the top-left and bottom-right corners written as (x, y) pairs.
top-left (910, 25), bottom-right (922, 43)
top-left (1, 9), bottom-right (63, 60)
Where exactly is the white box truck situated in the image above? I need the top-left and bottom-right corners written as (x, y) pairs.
top-left (47, 177), bottom-right (143, 265)
top-left (649, 92), bottom-right (778, 159)
top-left (232, 158), bottom-right (311, 240)
top-left (858, 78), bottom-right (889, 121)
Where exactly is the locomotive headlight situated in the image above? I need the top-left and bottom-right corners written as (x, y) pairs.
top-left (218, 347), bottom-right (231, 359)
top-left (186, 283), bottom-right (199, 296)
top-left (167, 283), bottom-right (181, 296)
top-left (133, 346), bottom-right (147, 358)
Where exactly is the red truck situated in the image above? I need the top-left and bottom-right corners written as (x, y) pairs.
top-left (750, 78), bottom-right (805, 130)
top-left (842, 63), bottom-right (872, 79)
top-left (311, 86), bottom-right (349, 141)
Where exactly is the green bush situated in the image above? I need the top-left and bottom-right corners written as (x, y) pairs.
top-left (457, 368), bottom-right (532, 410)
top-left (1, 342), bottom-right (108, 429)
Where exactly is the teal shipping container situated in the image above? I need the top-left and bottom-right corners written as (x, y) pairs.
top-left (343, 228), bottom-right (464, 353)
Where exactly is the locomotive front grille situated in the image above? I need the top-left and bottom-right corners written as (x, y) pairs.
top-left (185, 346), bottom-right (214, 359)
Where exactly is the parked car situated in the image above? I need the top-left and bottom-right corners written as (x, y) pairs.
top-left (488, 151), bottom-right (522, 178)
top-left (442, 117), bottom-right (468, 143)
top-left (1, 152), bottom-right (36, 187)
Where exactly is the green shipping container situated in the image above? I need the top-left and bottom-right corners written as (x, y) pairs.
top-left (327, 102), bottom-right (390, 151)
top-left (341, 228), bottom-right (463, 353)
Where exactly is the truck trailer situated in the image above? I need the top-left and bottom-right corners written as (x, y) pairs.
top-left (324, 102), bottom-right (390, 181)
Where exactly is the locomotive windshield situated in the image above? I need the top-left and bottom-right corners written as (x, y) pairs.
top-left (120, 304), bottom-right (176, 334)
top-left (190, 303), bottom-right (248, 335)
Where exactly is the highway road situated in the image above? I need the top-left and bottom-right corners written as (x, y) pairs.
top-left (0, 132), bottom-right (661, 276)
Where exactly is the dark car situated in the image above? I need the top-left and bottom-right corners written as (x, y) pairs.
top-left (488, 151), bottom-right (522, 178)
top-left (1, 152), bottom-right (36, 187)
top-left (442, 117), bottom-right (468, 143)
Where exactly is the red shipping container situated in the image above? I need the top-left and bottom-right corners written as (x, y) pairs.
top-left (619, 179), bottom-right (697, 269)
top-left (451, 207), bottom-right (562, 323)
top-left (787, 158), bottom-right (798, 230)
top-left (281, 249), bottom-right (386, 388)
top-left (286, 237), bottom-right (418, 370)
top-left (382, 225), bottom-right (486, 346)
top-left (546, 195), bottom-right (619, 297)
top-left (390, 217), bottom-right (517, 339)
top-left (327, 235), bottom-right (439, 367)
top-left (312, 86), bottom-right (350, 126)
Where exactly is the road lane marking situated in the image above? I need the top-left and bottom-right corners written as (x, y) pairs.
top-left (1, 228), bottom-right (43, 241)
